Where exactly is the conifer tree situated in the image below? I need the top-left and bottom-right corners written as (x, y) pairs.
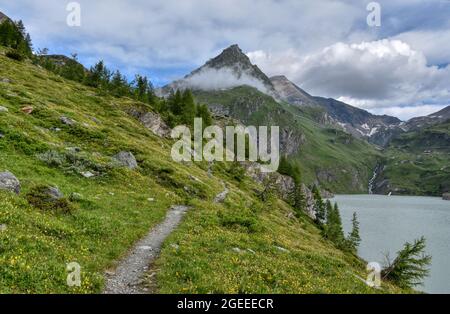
top-left (196, 104), bottom-right (212, 128)
top-left (382, 237), bottom-right (431, 288)
top-left (346, 212), bottom-right (361, 252)
top-left (181, 89), bottom-right (196, 126)
top-left (312, 185), bottom-right (325, 224)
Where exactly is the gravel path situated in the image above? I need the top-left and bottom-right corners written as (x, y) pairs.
top-left (103, 205), bottom-right (189, 294)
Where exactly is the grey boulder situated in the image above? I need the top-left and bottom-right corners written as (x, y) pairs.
top-left (113, 151), bottom-right (138, 169)
top-left (0, 171), bottom-right (21, 194)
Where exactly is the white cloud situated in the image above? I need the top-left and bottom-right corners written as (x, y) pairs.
top-left (179, 66), bottom-right (270, 94)
top-left (248, 39), bottom-right (450, 119)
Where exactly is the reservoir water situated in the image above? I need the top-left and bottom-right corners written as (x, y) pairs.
top-left (333, 194), bottom-right (450, 294)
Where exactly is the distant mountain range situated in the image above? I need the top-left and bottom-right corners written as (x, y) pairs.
top-left (161, 44), bottom-right (449, 195)
top-left (161, 44), bottom-right (449, 147)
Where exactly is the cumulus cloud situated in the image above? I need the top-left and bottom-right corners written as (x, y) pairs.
top-left (248, 39), bottom-right (450, 120)
top-left (180, 67), bottom-right (270, 94)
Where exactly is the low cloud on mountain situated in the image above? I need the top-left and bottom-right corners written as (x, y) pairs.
top-left (180, 67), bottom-right (270, 94)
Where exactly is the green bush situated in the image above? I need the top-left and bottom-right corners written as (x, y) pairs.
top-left (26, 185), bottom-right (74, 214)
top-left (6, 50), bottom-right (25, 61)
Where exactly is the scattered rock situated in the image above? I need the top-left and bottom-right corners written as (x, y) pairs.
top-left (0, 133), bottom-right (4, 139)
top-left (147, 198), bottom-right (155, 202)
top-left (50, 127), bottom-right (62, 132)
top-left (61, 116), bottom-right (76, 126)
top-left (0, 171), bottom-right (21, 194)
top-left (170, 244), bottom-right (179, 250)
top-left (21, 106), bottom-right (33, 114)
top-left (443, 193), bottom-right (450, 201)
top-left (65, 147), bottom-right (81, 153)
top-left (81, 171), bottom-right (96, 178)
top-left (69, 192), bottom-right (83, 201)
top-left (214, 184), bottom-right (229, 203)
top-left (45, 186), bottom-right (64, 200)
top-left (0, 78), bottom-right (11, 83)
top-left (0, 106), bottom-right (8, 112)
top-left (105, 270), bottom-right (116, 276)
top-left (0, 224), bottom-right (7, 232)
top-left (232, 247), bottom-right (244, 253)
top-left (113, 151), bottom-right (138, 170)
top-left (275, 246), bottom-right (290, 253)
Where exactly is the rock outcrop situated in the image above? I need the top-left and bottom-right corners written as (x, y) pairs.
top-left (443, 193), bottom-right (450, 201)
top-left (0, 171), bottom-right (21, 194)
top-left (242, 162), bottom-right (295, 201)
top-left (129, 109), bottom-right (171, 138)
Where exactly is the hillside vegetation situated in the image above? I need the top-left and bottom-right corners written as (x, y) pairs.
top-left (0, 49), bottom-right (411, 293)
top-left (194, 86), bottom-right (381, 194)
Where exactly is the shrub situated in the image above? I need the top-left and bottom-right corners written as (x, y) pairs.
top-left (6, 50), bottom-right (25, 61)
top-left (26, 185), bottom-right (74, 214)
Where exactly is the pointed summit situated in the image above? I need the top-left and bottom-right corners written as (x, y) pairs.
top-left (161, 44), bottom-right (276, 96)
top-left (202, 44), bottom-right (252, 70)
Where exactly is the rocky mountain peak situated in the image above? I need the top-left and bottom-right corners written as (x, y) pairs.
top-left (161, 44), bottom-right (276, 96)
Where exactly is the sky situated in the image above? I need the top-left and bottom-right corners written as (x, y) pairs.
top-left (1, 0), bottom-right (449, 120)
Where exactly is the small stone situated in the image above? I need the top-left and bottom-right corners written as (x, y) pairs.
top-left (109, 192), bottom-right (115, 196)
top-left (443, 193), bottom-right (450, 201)
top-left (45, 186), bottom-right (64, 200)
top-left (170, 244), bottom-right (179, 250)
top-left (247, 248), bottom-right (256, 254)
top-left (147, 198), bottom-right (155, 202)
top-left (65, 147), bottom-right (81, 153)
top-left (275, 246), bottom-right (290, 253)
top-left (0, 224), bottom-right (7, 232)
top-left (21, 106), bottom-right (33, 114)
top-left (50, 127), bottom-right (62, 132)
top-left (61, 116), bottom-right (76, 126)
top-left (0, 133), bottom-right (4, 139)
top-left (232, 247), bottom-right (243, 253)
top-left (1, 78), bottom-right (11, 83)
top-left (81, 171), bottom-right (95, 178)
top-left (0, 106), bottom-right (8, 112)
top-left (69, 192), bottom-right (83, 201)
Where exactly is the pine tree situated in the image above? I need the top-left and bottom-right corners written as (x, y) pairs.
top-left (323, 201), bottom-right (345, 247)
top-left (109, 70), bottom-right (130, 97)
top-left (134, 75), bottom-right (154, 103)
top-left (382, 236), bottom-right (431, 288)
top-left (85, 60), bottom-right (110, 88)
top-left (196, 104), bottom-right (212, 128)
top-left (346, 212), bottom-right (361, 252)
top-left (181, 89), bottom-right (196, 126)
top-left (312, 185), bottom-right (325, 224)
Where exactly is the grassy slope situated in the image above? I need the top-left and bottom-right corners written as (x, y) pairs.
top-left (381, 121), bottom-right (450, 196)
top-left (194, 87), bottom-right (381, 193)
top-left (0, 51), bottom-right (406, 293)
